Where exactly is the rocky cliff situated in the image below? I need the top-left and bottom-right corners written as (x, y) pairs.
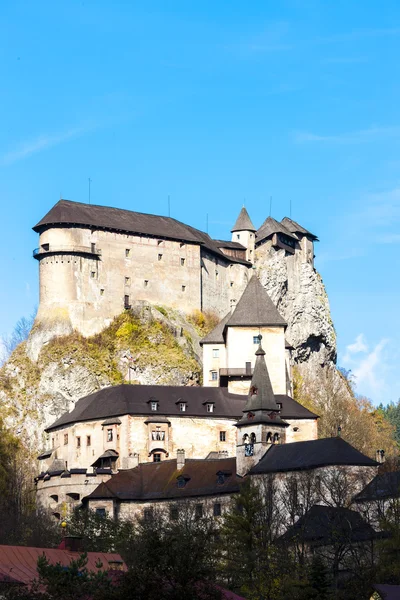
top-left (0, 304), bottom-right (203, 448)
top-left (256, 245), bottom-right (337, 372)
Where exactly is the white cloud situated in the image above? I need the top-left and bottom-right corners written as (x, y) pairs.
top-left (341, 335), bottom-right (390, 400)
top-left (352, 339), bottom-right (389, 394)
top-left (343, 334), bottom-right (368, 363)
top-left (294, 126), bottom-right (400, 145)
top-left (0, 124), bottom-right (96, 166)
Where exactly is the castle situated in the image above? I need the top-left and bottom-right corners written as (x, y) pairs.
top-left (31, 200), bottom-right (318, 344)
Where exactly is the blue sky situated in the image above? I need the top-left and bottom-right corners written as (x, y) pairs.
top-left (1, 0), bottom-right (399, 405)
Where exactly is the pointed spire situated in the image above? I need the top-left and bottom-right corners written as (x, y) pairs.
top-left (243, 335), bottom-right (281, 413)
top-left (231, 207), bottom-right (256, 233)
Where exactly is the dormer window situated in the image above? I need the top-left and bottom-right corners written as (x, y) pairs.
top-left (179, 402), bottom-right (187, 412)
top-left (250, 386), bottom-right (258, 396)
top-left (206, 403), bottom-right (214, 413)
top-left (151, 401), bottom-right (158, 411)
top-left (177, 475), bottom-right (190, 489)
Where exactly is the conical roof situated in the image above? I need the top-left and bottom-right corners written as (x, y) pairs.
top-left (243, 340), bottom-right (281, 413)
top-left (226, 275), bottom-right (286, 328)
top-left (231, 207), bottom-right (256, 232)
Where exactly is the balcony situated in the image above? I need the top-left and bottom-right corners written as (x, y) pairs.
top-left (33, 245), bottom-right (102, 259)
top-left (219, 367), bottom-right (254, 377)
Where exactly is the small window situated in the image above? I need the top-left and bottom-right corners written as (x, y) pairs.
top-left (124, 295), bottom-right (130, 309)
top-left (125, 276), bottom-right (130, 285)
top-left (237, 234), bottom-right (240, 240)
top-left (195, 504), bottom-right (203, 519)
top-left (151, 401), bottom-right (158, 411)
top-left (217, 473), bottom-right (225, 485)
top-left (76, 436), bottom-right (81, 448)
top-left (64, 434), bottom-right (68, 445)
top-left (91, 271), bottom-right (96, 278)
top-left (91, 243), bottom-right (96, 253)
top-left (96, 508), bottom-right (106, 517)
top-left (210, 371), bottom-right (218, 382)
top-left (158, 254), bottom-right (163, 261)
top-left (125, 249), bottom-right (130, 257)
top-left (180, 258), bottom-right (185, 266)
top-left (180, 242), bottom-right (185, 248)
top-left (179, 402), bottom-right (186, 412)
top-left (220, 431), bottom-right (226, 442)
top-left (253, 336), bottom-right (260, 344)
top-left (52, 437), bottom-right (55, 448)
top-left (157, 240), bottom-right (163, 246)
top-left (177, 477), bottom-right (186, 488)
top-left (182, 285), bottom-right (186, 292)
top-left (212, 348), bottom-right (219, 358)
top-left (87, 435), bottom-right (91, 446)
top-left (213, 503), bottom-right (221, 517)
top-left (151, 430), bottom-right (165, 441)
top-left (293, 426), bottom-right (299, 432)
top-left (144, 280), bottom-right (149, 287)
top-left (153, 453), bottom-right (161, 463)
top-left (107, 429), bottom-right (113, 442)
top-left (207, 403), bottom-right (214, 413)
top-left (215, 271), bottom-right (219, 278)
top-left (100, 288), bottom-right (104, 296)
top-left (230, 281), bottom-right (234, 287)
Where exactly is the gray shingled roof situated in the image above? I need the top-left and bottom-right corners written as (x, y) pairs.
top-left (226, 275), bottom-right (286, 328)
top-left (216, 240), bottom-right (247, 250)
top-left (250, 437), bottom-right (378, 474)
top-left (278, 505), bottom-right (379, 544)
top-left (241, 341), bottom-right (282, 415)
top-left (231, 207), bottom-right (256, 232)
top-left (46, 384), bottom-right (317, 432)
top-left (354, 470), bottom-right (400, 503)
top-left (46, 384), bottom-right (247, 431)
top-left (33, 200), bottom-right (251, 266)
top-left (256, 216), bottom-right (297, 245)
top-left (281, 217), bottom-right (318, 241)
top-left (200, 312), bottom-right (231, 345)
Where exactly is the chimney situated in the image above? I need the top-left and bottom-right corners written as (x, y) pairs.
top-left (177, 449), bottom-right (185, 470)
top-left (245, 361), bottom-right (252, 375)
top-left (64, 536), bottom-right (84, 552)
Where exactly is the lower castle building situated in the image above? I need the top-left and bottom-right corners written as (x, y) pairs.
top-left (35, 273), bottom-right (378, 524)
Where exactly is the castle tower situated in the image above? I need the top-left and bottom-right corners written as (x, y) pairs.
top-left (236, 336), bottom-right (288, 476)
top-left (231, 207), bottom-right (256, 263)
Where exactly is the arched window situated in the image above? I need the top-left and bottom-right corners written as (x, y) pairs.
top-left (266, 432), bottom-right (272, 443)
top-left (242, 433), bottom-right (249, 443)
top-left (250, 433), bottom-right (256, 444)
top-left (273, 433), bottom-right (280, 443)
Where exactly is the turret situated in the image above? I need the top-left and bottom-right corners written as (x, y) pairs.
top-left (236, 336), bottom-right (288, 476)
top-left (231, 207), bottom-right (256, 263)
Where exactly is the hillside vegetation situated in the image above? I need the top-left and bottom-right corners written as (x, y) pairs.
top-left (0, 304), bottom-right (204, 447)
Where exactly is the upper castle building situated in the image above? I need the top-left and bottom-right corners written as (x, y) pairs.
top-left (31, 200), bottom-right (317, 342)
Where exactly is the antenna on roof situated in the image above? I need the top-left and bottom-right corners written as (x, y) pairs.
top-left (290, 198), bottom-right (292, 219)
top-left (243, 198), bottom-right (246, 207)
top-left (269, 196), bottom-right (272, 217)
top-left (168, 195), bottom-right (170, 217)
top-left (206, 213), bottom-right (209, 234)
top-left (88, 178), bottom-right (92, 204)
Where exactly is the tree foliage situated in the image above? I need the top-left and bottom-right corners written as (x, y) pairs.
top-left (293, 366), bottom-right (397, 458)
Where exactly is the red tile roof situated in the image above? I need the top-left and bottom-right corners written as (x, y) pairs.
top-left (0, 545), bottom-right (125, 586)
